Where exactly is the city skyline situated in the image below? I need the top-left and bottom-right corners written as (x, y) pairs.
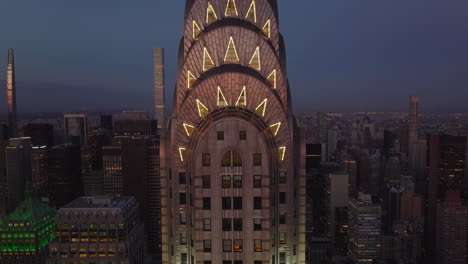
top-left (0, 1), bottom-right (467, 113)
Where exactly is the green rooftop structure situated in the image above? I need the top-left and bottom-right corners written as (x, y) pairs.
top-left (0, 197), bottom-right (56, 264)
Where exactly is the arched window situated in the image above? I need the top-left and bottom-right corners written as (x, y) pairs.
top-left (221, 150), bottom-right (242, 167)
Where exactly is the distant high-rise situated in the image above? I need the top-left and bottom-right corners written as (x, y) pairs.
top-left (425, 134), bottom-right (466, 264)
top-left (5, 137), bottom-right (32, 213)
top-left (23, 123), bottom-right (54, 146)
top-left (6, 49), bottom-right (17, 138)
top-left (47, 196), bottom-right (145, 264)
top-left (408, 96), bottom-right (419, 143)
top-left (436, 192), bottom-right (468, 264)
top-left (153, 47), bottom-right (165, 128)
top-left (348, 193), bottom-right (382, 264)
top-left (64, 113), bottom-right (88, 145)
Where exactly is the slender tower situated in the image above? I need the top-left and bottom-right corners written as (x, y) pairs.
top-left (153, 47), bottom-right (166, 128)
top-left (7, 48), bottom-right (17, 138)
top-left (162, 1), bottom-right (306, 264)
top-left (409, 96), bottom-right (419, 143)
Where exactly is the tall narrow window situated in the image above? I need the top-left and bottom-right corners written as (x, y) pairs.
top-left (253, 153), bottom-right (262, 166)
top-left (222, 151), bottom-right (242, 167)
top-left (254, 175), bottom-right (262, 188)
top-left (203, 197), bottom-right (211, 210)
top-left (254, 197), bottom-right (262, 210)
top-left (222, 197), bottom-right (232, 210)
top-left (279, 192), bottom-right (286, 204)
top-left (279, 212), bottom-right (286, 225)
top-left (180, 212), bottom-right (187, 225)
top-left (217, 86), bottom-right (229, 107)
top-left (254, 240), bottom-right (262, 252)
top-left (233, 197), bottom-right (243, 210)
top-left (202, 175), bottom-right (211, 189)
top-left (239, 131), bottom-right (247, 140)
top-left (222, 218), bottom-right (232, 231)
top-left (279, 232), bottom-right (287, 244)
top-left (279, 171), bottom-right (287, 184)
top-left (233, 218), bottom-right (243, 231)
top-left (202, 153), bottom-right (211, 166)
top-left (203, 240), bottom-right (212, 252)
top-left (280, 253), bottom-right (286, 264)
top-left (233, 175), bottom-right (242, 188)
top-left (222, 175), bottom-right (232, 188)
top-left (234, 239), bottom-right (243, 252)
top-left (179, 172), bottom-right (186, 185)
top-left (203, 218), bottom-right (211, 231)
top-left (223, 239), bottom-right (232, 252)
top-left (253, 218), bottom-right (262, 231)
top-left (180, 233), bottom-right (187, 245)
top-left (181, 253), bottom-right (187, 264)
top-left (179, 193), bottom-right (187, 205)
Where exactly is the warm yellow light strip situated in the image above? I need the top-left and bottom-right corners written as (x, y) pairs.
top-left (196, 99), bottom-right (209, 118)
top-left (267, 69), bottom-right (276, 89)
top-left (255, 98), bottom-right (267, 117)
top-left (262, 19), bottom-right (271, 38)
top-left (206, 2), bottom-right (218, 24)
top-left (279, 146), bottom-right (286, 161)
top-left (269, 122), bottom-right (282, 136)
top-left (249, 46), bottom-right (261, 71)
top-left (183, 123), bottom-right (195, 137)
top-left (187, 70), bottom-right (196, 89)
top-left (235, 86), bottom-right (247, 107)
top-left (224, 36), bottom-right (240, 63)
top-left (245, 0), bottom-right (257, 23)
top-left (203, 47), bottom-right (215, 71)
top-left (225, 0), bottom-right (239, 16)
top-left (192, 20), bottom-right (201, 39)
top-left (217, 86), bottom-right (229, 107)
top-left (179, 147), bottom-right (187, 162)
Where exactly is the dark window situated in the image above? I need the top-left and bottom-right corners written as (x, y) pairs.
top-left (254, 197), bottom-right (262, 210)
top-left (180, 233), bottom-right (187, 245)
top-left (222, 175), bottom-right (231, 188)
top-left (279, 192), bottom-right (286, 204)
top-left (203, 197), bottom-right (211, 210)
top-left (253, 218), bottom-right (262, 231)
top-left (233, 151), bottom-right (242, 166)
top-left (280, 253), bottom-right (286, 264)
top-left (233, 218), bottom-right (243, 231)
top-left (179, 193), bottom-right (186, 205)
top-left (223, 240), bottom-right (232, 252)
top-left (202, 175), bottom-right (211, 189)
top-left (254, 240), bottom-right (262, 252)
top-left (180, 213), bottom-right (187, 225)
top-left (222, 218), bottom-right (232, 231)
top-left (279, 212), bottom-right (286, 224)
top-left (233, 175), bottom-right (242, 188)
top-left (222, 151), bottom-right (231, 167)
top-left (254, 175), bottom-right (262, 188)
top-left (179, 172), bottom-right (186, 184)
top-left (279, 171), bottom-right (287, 184)
top-left (234, 239), bottom-right (243, 252)
top-left (254, 261), bottom-right (262, 264)
top-left (203, 218), bottom-right (211, 231)
top-left (217, 131), bottom-right (224, 140)
top-left (222, 197), bottom-right (232, 210)
top-left (223, 261), bottom-right (232, 264)
top-left (253, 153), bottom-right (262, 166)
top-left (202, 153), bottom-right (211, 166)
top-left (181, 253), bottom-right (187, 264)
top-left (203, 240), bottom-right (212, 252)
top-left (239, 131), bottom-right (247, 140)
top-left (233, 197), bottom-right (242, 210)
top-left (222, 151), bottom-right (243, 167)
top-left (234, 261), bottom-right (243, 264)
top-left (204, 261), bottom-right (212, 264)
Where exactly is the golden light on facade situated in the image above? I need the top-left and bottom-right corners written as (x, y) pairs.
top-left (269, 122), bottom-right (282, 136)
top-left (235, 86), bottom-right (247, 107)
top-left (217, 86), bottom-right (229, 107)
top-left (224, 36), bottom-right (240, 63)
top-left (187, 70), bottom-right (197, 89)
top-left (245, 0), bottom-right (257, 23)
top-left (203, 47), bottom-right (215, 71)
top-left (196, 99), bottom-right (209, 118)
top-left (267, 69), bottom-right (277, 89)
top-left (192, 20), bottom-right (201, 39)
top-left (179, 147), bottom-right (187, 162)
top-left (206, 1), bottom-right (218, 24)
top-left (278, 146), bottom-right (286, 161)
top-left (255, 98), bottom-right (268, 117)
top-left (225, 0), bottom-right (239, 17)
top-left (249, 46), bottom-right (261, 71)
top-left (262, 19), bottom-right (271, 38)
top-left (183, 123), bottom-right (196, 137)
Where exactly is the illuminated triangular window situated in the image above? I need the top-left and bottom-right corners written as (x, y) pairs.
top-left (203, 47), bottom-right (215, 71)
top-left (278, 146), bottom-right (286, 161)
top-left (187, 70), bottom-right (197, 89)
top-left (249, 47), bottom-right (261, 71)
top-left (183, 123), bottom-right (196, 137)
top-left (217, 86), bottom-right (229, 107)
top-left (245, 0), bottom-right (257, 23)
top-left (193, 20), bottom-right (201, 39)
top-left (254, 99), bottom-right (267, 117)
top-left (235, 86), bottom-right (247, 107)
top-left (224, 36), bottom-right (240, 63)
top-left (206, 2), bottom-right (218, 24)
top-left (179, 147), bottom-right (187, 162)
top-left (269, 122), bottom-right (281, 136)
top-left (262, 19), bottom-right (271, 38)
top-left (225, 0), bottom-right (238, 17)
top-left (267, 69), bottom-right (276, 89)
top-left (196, 99), bottom-right (209, 118)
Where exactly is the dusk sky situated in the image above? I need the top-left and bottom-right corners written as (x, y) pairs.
top-left (0, 0), bottom-right (467, 113)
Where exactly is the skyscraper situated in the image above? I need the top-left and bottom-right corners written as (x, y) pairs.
top-left (162, 1), bottom-right (305, 263)
top-left (436, 192), bottom-right (468, 264)
top-left (154, 47), bottom-right (166, 128)
top-left (348, 193), bottom-right (382, 264)
top-left (425, 135), bottom-right (466, 263)
top-left (6, 48), bottom-right (17, 138)
top-left (64, 113), bottom-right (88, 146)
top-left (408, 96), bottom-right (419, 143)
top-left (47, 196), bottom-right (145, 264)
